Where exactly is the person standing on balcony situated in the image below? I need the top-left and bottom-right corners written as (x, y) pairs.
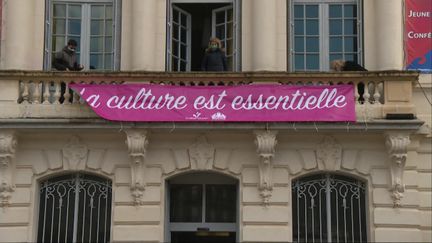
top-left (201, 37), bottom-right (227, 71)
top-left (52, 39), bottom-right (84, 71)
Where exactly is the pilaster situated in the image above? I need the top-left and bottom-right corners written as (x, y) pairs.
top-left (0, 130), bottom-right (17, 208)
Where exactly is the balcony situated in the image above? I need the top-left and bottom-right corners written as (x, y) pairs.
top-left (0, 70), bottom-right (422, 130)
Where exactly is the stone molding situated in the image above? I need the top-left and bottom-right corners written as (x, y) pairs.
top-left (254, 130), bottom-right (278, 205)
top-left (0, 130), bottom-right (17, 208)
top-left (316, 136), bottom-right (342, 171)
top-left (385, 132), bottom-right (411, 207)
top-left (125, 129), bottom-right (149, 206)
top-left (188, 136), bottom-right (215, 170)
top-left (62, 136), bottom-right (88, 171)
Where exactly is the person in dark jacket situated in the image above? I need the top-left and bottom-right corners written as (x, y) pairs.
top-left (201, 37), bottom-right (227, 71)
top-left (330, 59), bottom-right (367, 71)
top-left (52, 39), bottom-right (84, 71)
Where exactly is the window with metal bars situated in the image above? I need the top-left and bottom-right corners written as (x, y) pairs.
top-left (44, 0), bottom-right (121, 71)
top-left (37, 174), bottom-right (112, 243)
top-left (292, 174), bottom-right (367, 243)
top-left (289, 0), bottom-right (363, 71)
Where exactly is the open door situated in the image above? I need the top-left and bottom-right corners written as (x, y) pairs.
top-left (212, 5), bottom-right (236, 71)
top-left (168, 6), bottom-right (192, 71)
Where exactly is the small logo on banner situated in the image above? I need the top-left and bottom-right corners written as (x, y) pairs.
top-left (211, 112), bottom-right (227, 121)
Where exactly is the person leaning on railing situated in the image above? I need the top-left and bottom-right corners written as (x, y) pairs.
top-left (52, 39), bottom-right (84, 71)
top-left (330, 59), bottom-right (367, 71)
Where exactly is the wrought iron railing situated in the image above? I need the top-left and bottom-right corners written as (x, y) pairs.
top-left (0, 70), bottom-right (418, 120)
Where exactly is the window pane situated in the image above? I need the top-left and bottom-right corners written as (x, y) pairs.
top-left (181, 13), bottom-right (187, 27)
top-left (344, 37), bottom-right (357, 52)
top-left (90, 37), bottom-right (104, 52)
top-left (344, 19), bottom-right (357, 35)
top-left (329, 5), bottom-right (342, 18)
top-left (170, 184), bottom-right (203, 222)
top-left (105, 37), bottom-right (113, 52)
top-left (105, 54), bottom-right (113, 70)
top-left (181, 27), bottom-right (187, 43)
top-left (330, 54), bottom-right (343, 63)
top-left (305, 5), bottom-right (318, 18)
top-left (68, 19), bottom-right (81, 35)
top-left (180, 60), bottom-right (187, 71)
top-left (295, 54), bottom-right (305, 70)
top-left (329, 19), bottom-right (342, 35)
top-left (90, 54), bottom-right (103, 69)
top-left (205, 185), bottom-right (236, 223)
top-left (294, 5), bottom-right (304, 18)
top-left (172, 56), bottom-right (179, 71)
top-left (53, 19), bottom-right (66, 35)
top-left (173, 9), bottom-right (179, 23)
top-left (172, 40), bottom-right (179, 57)
top-left (306, 20), bottom-right (319, 35)
top-left (53, 36), bottom-right (65, 52)
top-left (216, 11), bottom-right (225, 24)
top-left (106, 5), bottom-right (113, 19)
top-left (344, 54), bottom-right (357, 62)
top-left (294, 20), bottom-right (304, 35)
top-left (91, 20), bottom-right (104, 35)
top-left (227, 22), bottom-right (233, 39)
top-left (91, 5), bottom-right (105, 19)
top-left (344, 5), bottom-right (357, 17)
top-left (173, 24), bottom-right (179, 40)
top-left (226, 39), bottom-right (233, 55)
top-left (306, 37), bottom-right (319, 52)
top-left (105, 20), bottom-right (113, 36)
top-left (54, 4), bottom-right (66, 17)
top-left (180, 44), bottom-right (187, 60)
top-left (216, 25), bottom-right (225, 40)
top-left (68, 5), bottom-right (81, 18)
top-left (330, 37), bottom-right (343, 52)
top-left (227, 9), bottom-right (233, 21)
top-left (306, 54), bottom-right (319, 70)
top-left (295, 37), bottom-right (304, 52)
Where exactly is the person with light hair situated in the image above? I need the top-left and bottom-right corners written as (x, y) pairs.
top-left (330, 59), bottom-right (367, 71)
top-left (201, 37), bottom-right (227, 71)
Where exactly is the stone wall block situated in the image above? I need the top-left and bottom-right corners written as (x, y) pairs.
top-left (228, 150), bottom-right (256, 174)
top-left (172, 148), bottom-right (189, 170)
top-left (214, 148), bottom-right (232, 170)
top-left (43, 149), bottom-right (62, 170)
top-left (341, 149), bottom-right (358, 170)
top-left (242, 225), bottom-right (290, 242)
top-left (86, 149), bottom-right (106, 171)
top-left (112, 225), bottom-right (160, 242)
top-left (243, 205), bottom-right (289, 223)
top-left (299, 149), bottom-right (317, 170)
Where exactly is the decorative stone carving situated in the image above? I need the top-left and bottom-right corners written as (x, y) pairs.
top-left (385, 133), bottom-right (410, 207)
top-left (125, 129), bottom-right (149, 205)
top-left (316, 136), bottom-right (342, 171)
top-left (188, 136), bottom-right (215, 170)
top-left (62, 136), bottom-right (88, 171)
top-left (0, 130), bottom-right (17, 208)
top-left (254, 130), bottom-right (278, 205)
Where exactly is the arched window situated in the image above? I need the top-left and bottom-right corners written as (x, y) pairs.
top-left (37, 174), bottom-right (112, 243)
top-left (292, 174), bottom-right (367, 243)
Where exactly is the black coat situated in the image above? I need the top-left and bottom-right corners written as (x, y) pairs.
top-left (201, 49), bottom-right (227, 71)
top-left (52, 46), bottom-right (83, 71)
top-left (343, 61), bottom-right (367, 71)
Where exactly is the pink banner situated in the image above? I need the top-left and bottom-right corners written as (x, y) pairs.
top-left (70, 84), bottom-right (356, 122)
top-left (405, 0), bottom-right (432, 72)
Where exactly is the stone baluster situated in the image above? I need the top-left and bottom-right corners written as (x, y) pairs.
top-left (354, 82), bottom-right (360, 103)
top-left (32, 81), bottom-right (41, 104)
top-left (21, 81), bottom-right (29, 104)
top-left (53, 81), bottom-right (61, 104)
top-left (42, 81), bottom-right (51, 104)
top-left (363, 81), bottom-right (370, 104)
top-left (63, 82), bottom-right (71, 105)
top-left (373, 81), bottom-right (381, 105)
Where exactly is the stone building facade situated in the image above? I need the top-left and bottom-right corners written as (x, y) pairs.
top-left (0, 0), bottom-right (431, 242)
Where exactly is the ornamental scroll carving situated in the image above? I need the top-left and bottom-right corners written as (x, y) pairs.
top-left (188, 136), bottom-right (215, 170)
top-left (0, 130), bottom-right (17, 208)
top-left (125, 129), bottom-right (149, 206)
top-left (316, 136), bottom-right (342, 171)
top-left (62, 136), bottom-right (88, 171)
top-left (385, 133), bottom-right (410, 207)
top-left (254, 130), bottom-right (278, 205)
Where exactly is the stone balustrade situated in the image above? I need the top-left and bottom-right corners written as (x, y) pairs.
top-left (0, 70), bottom-right (418, 121)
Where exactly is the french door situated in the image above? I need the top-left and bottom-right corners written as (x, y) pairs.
top-left (212, 5), bottom-right (236, 71)
top-left (168, 6), bottom-right (192, 71)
